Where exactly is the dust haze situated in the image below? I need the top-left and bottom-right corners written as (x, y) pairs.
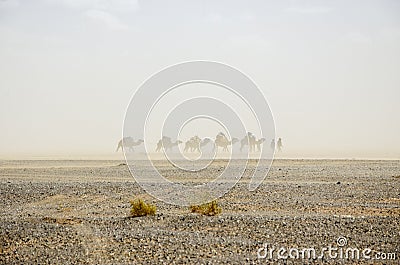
top-left (0, 0), bottom-right (399, 159)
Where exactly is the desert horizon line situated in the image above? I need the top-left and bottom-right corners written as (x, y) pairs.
top-left (0, 154), bottom-right (398, 161)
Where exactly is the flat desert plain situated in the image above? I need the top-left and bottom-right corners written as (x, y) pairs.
top-left (0, 159), bottom-right (399, 264)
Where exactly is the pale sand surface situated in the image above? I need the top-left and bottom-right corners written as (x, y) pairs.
top-left (0, 159), bottom-right (399, 264)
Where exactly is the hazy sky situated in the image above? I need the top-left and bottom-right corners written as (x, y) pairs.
top-left (0, 0), bottom-right (399, 159)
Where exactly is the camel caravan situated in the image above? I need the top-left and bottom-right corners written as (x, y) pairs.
top-left (116, 132), bottom-right (268, 153)
top-left (239, 132), bottom-right (266, 152)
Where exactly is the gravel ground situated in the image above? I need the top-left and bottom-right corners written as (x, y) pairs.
top-left (0, 159), bottom-right (399, 264)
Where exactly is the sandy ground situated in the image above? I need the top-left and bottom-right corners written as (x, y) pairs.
top-left (0, 159), bottom-right (399, 264)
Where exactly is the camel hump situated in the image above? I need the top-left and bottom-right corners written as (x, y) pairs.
top-left (122, 137), bottom-right (134, 144)
top-left (162, 136), bottom-right (172, 143)
top-left (190, 136), bottom-right (201, 143)
top-left (216, 132), bottom-right (228, 143)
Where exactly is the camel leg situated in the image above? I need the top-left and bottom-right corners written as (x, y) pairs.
top-left (116, 141), bottom-right (122, 152)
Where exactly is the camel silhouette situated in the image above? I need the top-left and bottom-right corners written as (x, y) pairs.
top-left (240, 132), bottom-right (257, 152)
top-left (184, 136), bottom-right (212, 153)
top-left (155, 136), bottom-right (183, 152)
top-left (116, 137), bottom-right (144, 152)
top-left (254, 138), bottom-right (266, 152)
top-left (214, 132), bottom-right (239, 152)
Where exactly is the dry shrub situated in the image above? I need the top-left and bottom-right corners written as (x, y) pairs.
top-left (190, 200), bottom-right (222, 216)
top-left (130, 199), bottom-right (156, 217)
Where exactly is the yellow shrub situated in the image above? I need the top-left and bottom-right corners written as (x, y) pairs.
top-left (190, 200), bottom-right (222, 216)
top-left (130, 199), bottom-right (156, 217)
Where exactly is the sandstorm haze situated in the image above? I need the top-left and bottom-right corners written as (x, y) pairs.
top-left (0, 0), bottom-right (399, 159)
